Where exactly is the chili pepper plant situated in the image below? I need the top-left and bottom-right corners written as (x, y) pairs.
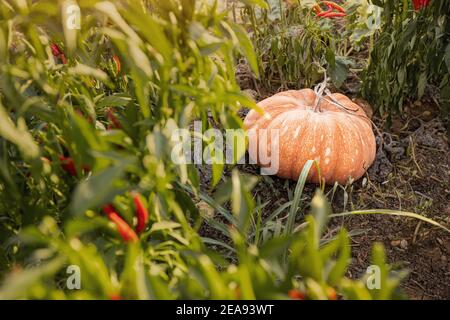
top-left (239, 0), bottom-right (383, 91)
top-left (363, 0), bottom-right (450, 117)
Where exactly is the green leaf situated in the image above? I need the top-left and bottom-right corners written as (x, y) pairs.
top-left (70, 163), bottom-right (129, 215)
top-left (259, 235), bottom-right (293, 258)
top-left (149, 221), bottom-right (181, 233)
top-left (146, 272), bottom-right (175, 299)
top-left (64, 217), bottom-right (109, 238)
top-left (0, 256), bottom-right (65, 299)
top-left (445, 44), bottom-right (450, 73)
top-left (329, 56), bottom-right (351, 88)
top-left (214, 170), bottom-right (258, 234)
top-left (69, 112), bottom-right (108, 159)
top-left (95, 1), bottom-right (141, 44)
top-left (120, 244), bottom-right (151, 299)
top-left (68, 64), bottom-right (112, 87)
top-left (211, 161), bottom-right (224, 188)
top-left (369, 243), bottom-right (387, 300)
top-left (201, 237), bottom-right (236, 253)
top-left (96, 95), bottom-right (132, 109)
top-left (0, 103), bottom-right (40, 163)
top-left (417, 72), bottom-right (427, 99)
top-left (297, 216), bottom-right (323, 281)
top-left (325, 230), bottom-right (350, 286)
top-left (284, 160), bottom-right (314, 238)
top-left (197, 255), bottom-right (230, 299)
top-left (340, 279), bottom-right (372, 300)
top-left (310, 189), bottom-right (331, 237)
top-left (229, 22), bottom-right (259, 77)
top-left (121, 6), bottom-right (173, 64)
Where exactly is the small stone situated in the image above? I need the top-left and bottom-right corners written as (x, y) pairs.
top-left (391, 240), bottom-right (401, 247)
top-left (400, 239), bottom-right (408, 249)
top-left (362, 177), bottom-right (367, 188)
top-left (422, 110), bottom-right (433, 121)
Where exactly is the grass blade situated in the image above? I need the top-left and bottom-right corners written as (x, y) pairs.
top-left (284, 160), bottom-right (314, 237)
top-left (330, 210), bottom-right (450, 233)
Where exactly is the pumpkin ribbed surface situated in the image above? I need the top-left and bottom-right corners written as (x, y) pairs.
top-left (244, 89), bottom-right (376, 184)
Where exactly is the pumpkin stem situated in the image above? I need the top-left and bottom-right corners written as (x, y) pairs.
top-left (313, 73), bottom-right (328, 112)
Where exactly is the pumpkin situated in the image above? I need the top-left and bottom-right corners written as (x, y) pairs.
top-left (244, 88), bottom-right (376, 184)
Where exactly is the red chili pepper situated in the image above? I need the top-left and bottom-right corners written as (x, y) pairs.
top-left (316, 8), bottom-right (333, 17)
top-left (103, 204), bottom-right (138, 243)
top-left (322, 1), bottom-right (346, 13)
top-left (106, 108), bottom-right (122, 129)
top-left (288, 289), bottom-right (306, 300)
top-left (59, 155), bottom-right (77, 176)
top-left (413, 0), bottom-right (431, 10)
top-left (50, 43), bottom-right (61, 56)
top-left (132, 193), bottom-right (149, 234)
top-left (321, 12), bottom-right (347, 18)
top-left (112, 55), bottom-right (121, 74)
top-left (315, 1), bottom-right (346, 18)
top-left (58, 155), bottom-right (91, 176)
top-left (109, 294), bottom-right (122, 300)
top-left (50, 43), bottom-right (67, 64)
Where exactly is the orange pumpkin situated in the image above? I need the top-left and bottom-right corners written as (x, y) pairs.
top-left (244, 89), bottom-right (376, 184)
